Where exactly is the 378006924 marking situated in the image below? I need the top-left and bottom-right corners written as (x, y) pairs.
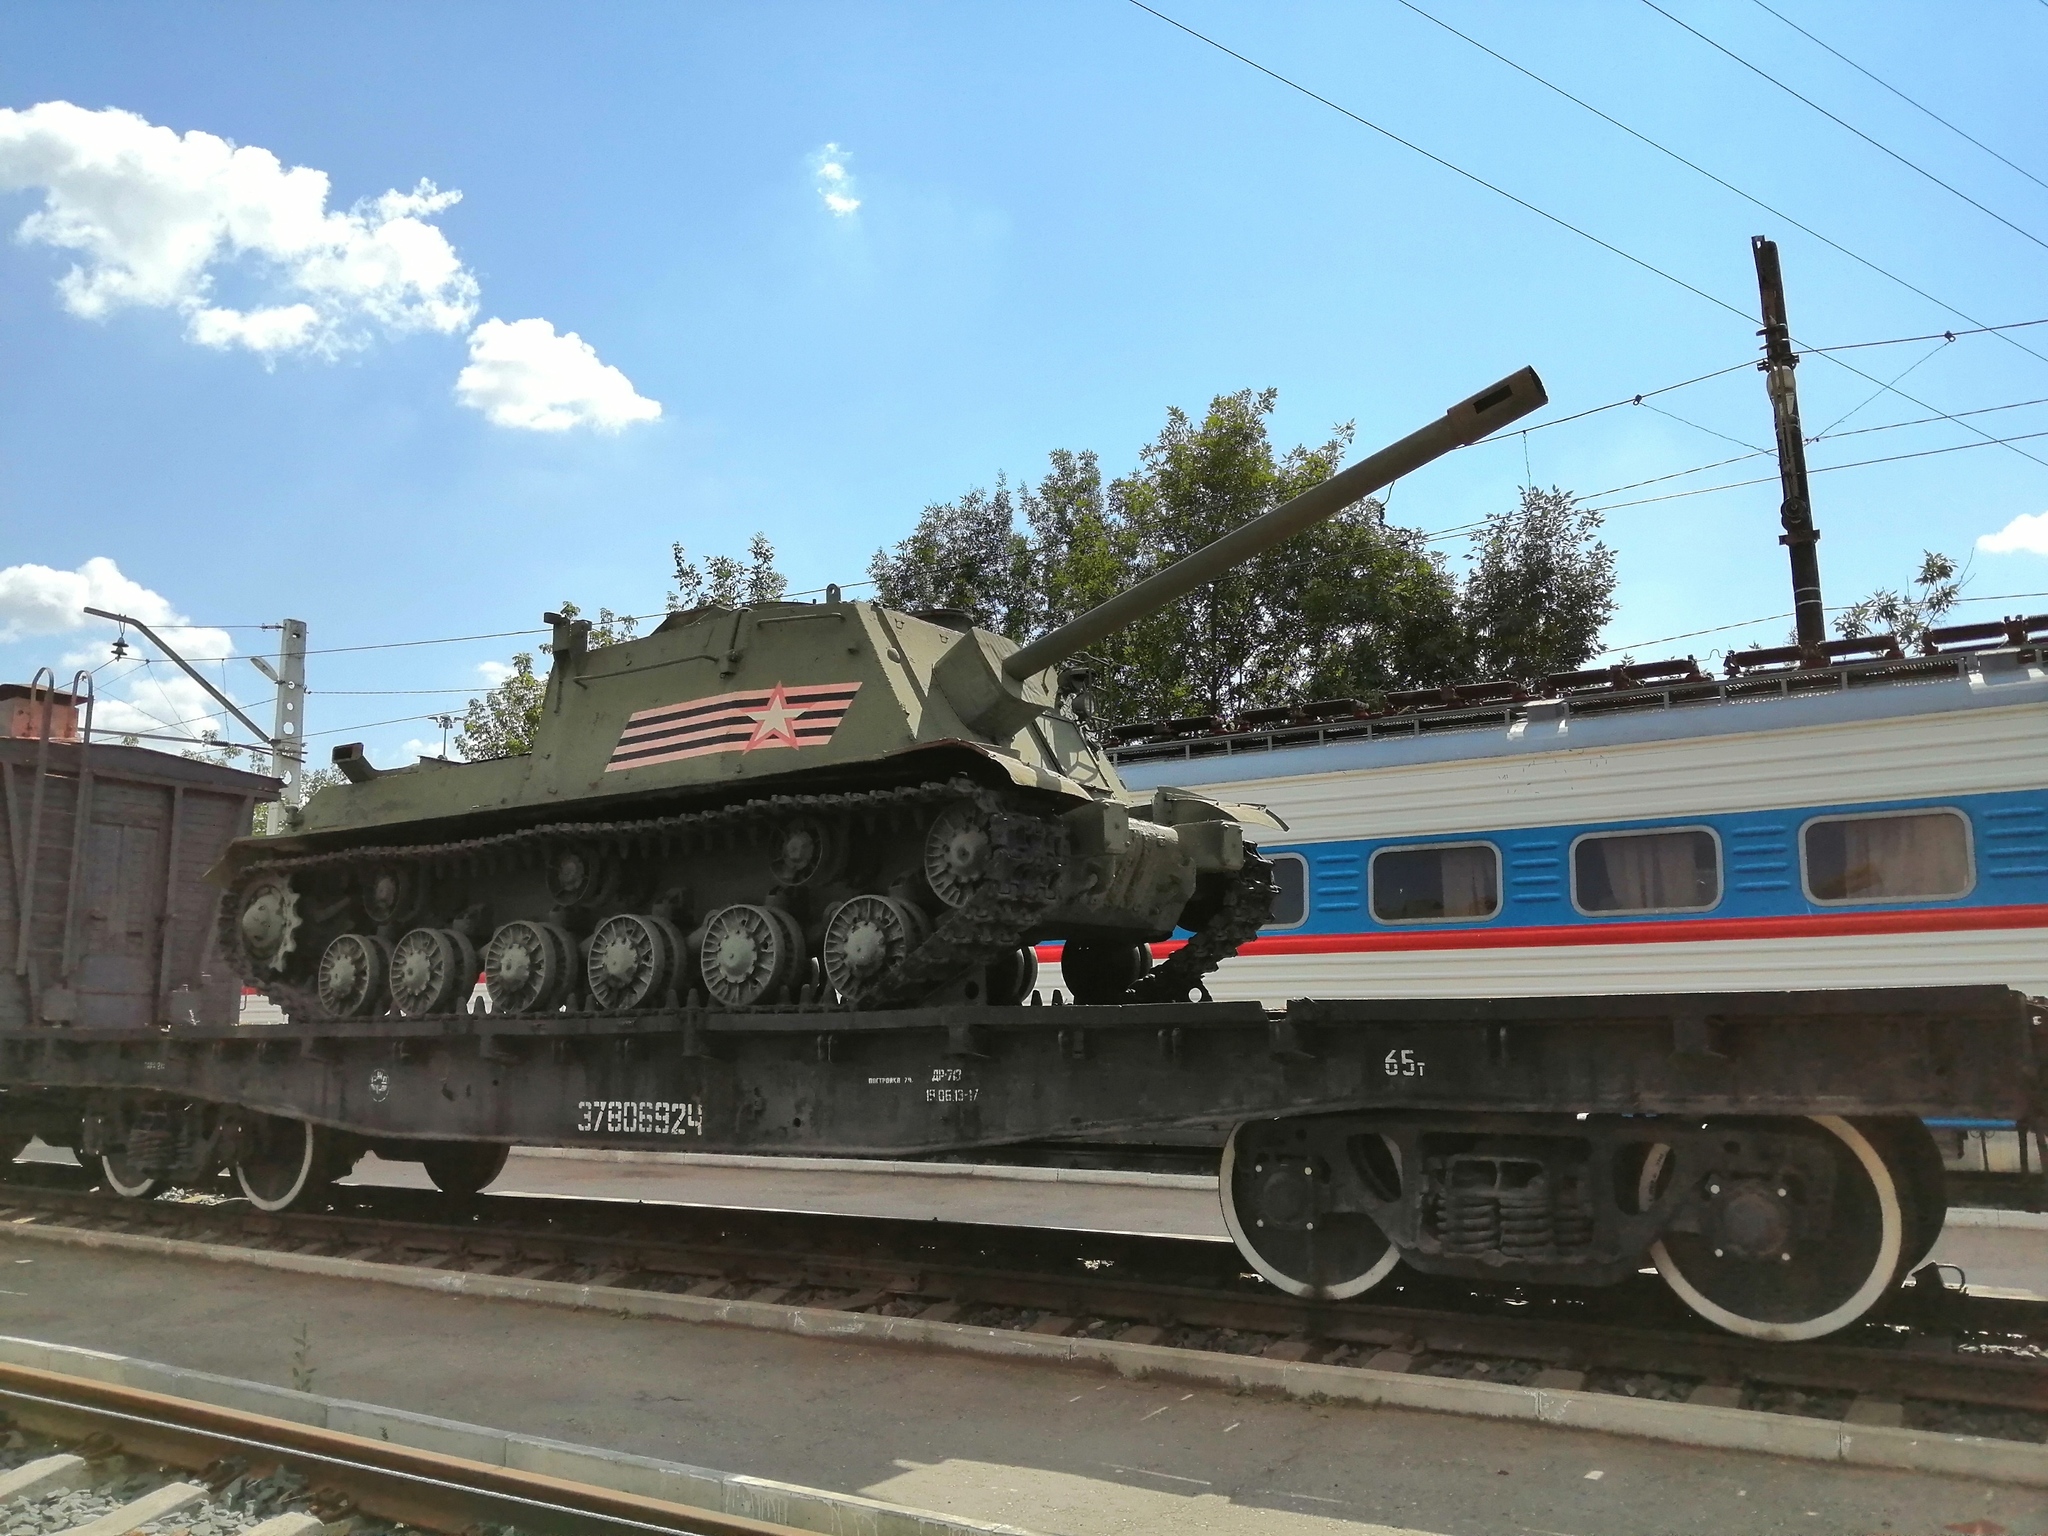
top-left (575, 1100), bottom-right (703, 1135)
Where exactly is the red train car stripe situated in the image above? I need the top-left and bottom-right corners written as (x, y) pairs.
top-left (1035, 903), bottom-right (2048, 963)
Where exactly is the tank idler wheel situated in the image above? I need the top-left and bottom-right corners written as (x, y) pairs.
top-left (419, 1141), bottom-right (510, 1198)
top-left (1640, 1115), bottom-right (1903, 1342)
top-left (316, 933), bottom-right (391, 1018)
top-left (101, 1151), bottom-right (161, 1200)
top-left (769, 816), bottom-right (843, 887)
top-left (236, 875), bottom-right (301, 975)
top-left (700, 904), bottom-right (807, 1007)
top-left (821, 896), bottom-right (931, 1001)
top-left (985, 947), bottom-right (1040, 1007)
top-left (389, 927), bottom-right (480, 1018)
top-left (1220, 1119), bottom-right (1400, 1300)
top-left (1059, 940), bottom-right (1153, 1004)
top-left (923, 804), bottom-right (993, 910)
top-left (586, 913), bottom-right (687, 1010)
top-left (484, 920), bottom-right (576, 1014)
top-left (234, 1115), bottom-right (351, 1213)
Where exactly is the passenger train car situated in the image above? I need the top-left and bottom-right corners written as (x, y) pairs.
top-left (1106, 624), bottom-right (2048, 1007)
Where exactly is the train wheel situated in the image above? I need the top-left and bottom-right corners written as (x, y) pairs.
top-left (1644, 1115), bottom-right (1901, 1342)
top-left (100, 1151), bottom-right (160, 1200)
top-left (419, 1142), bottom-right (510, 1197)
top-left (1220, 1119), bottom-right (1400, 1300)
top-left (234, 1116), bottom-right (343, 1212)
top-left (1867, 1117), bottom-right (1947, 1277)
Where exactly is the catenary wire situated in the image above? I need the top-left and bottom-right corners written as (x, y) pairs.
top-left (1125, 0), bottom-right (1760, 328)
top-left (1641, 0), bottom-right (2048, 257)
top-left (1747, 0), bottom-right (2048, 195)
top-left (1810, 337), bottom-right (1950, 438)
top-left (1392, 0), bottom-right (2048, 371)
top-left (1598, 589), bottom-right (2048, 658)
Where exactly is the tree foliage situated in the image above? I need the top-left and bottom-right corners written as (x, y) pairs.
top-left (1834, 550), bottom-right (1963, 651)
top-left (673, 532), bottom-right (787, 611)
top-left (871, 388), bottom-right (1618, 722)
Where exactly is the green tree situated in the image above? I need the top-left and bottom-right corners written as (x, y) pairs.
top-left (456, 600), bottom-right (645, 760)
top-left (672, 532), bottom-right (787, 611)
top-left (1834, 550), bottom-right (1963, 651)
top-left (869, 478), bottom-right (1036, 638)
top-left (1457, 486), bottom-right (1617, 684)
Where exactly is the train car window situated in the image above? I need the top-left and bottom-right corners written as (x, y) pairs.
top-left (1802, 808), bottom-right (1973, 904)
top-left (1264, 853), bottom-right (1309, 928)
top-left (1572, 827), bottom-right (1720, 915)
top-left (1370, 842), bottom-right (1501, 923)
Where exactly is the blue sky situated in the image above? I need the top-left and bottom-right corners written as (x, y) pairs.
top-left (4, 1), bottom-right (2047, 768)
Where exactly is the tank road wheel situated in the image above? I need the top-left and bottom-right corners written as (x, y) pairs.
top-left (100, 1151), bottom-right (160, 1200)
top-left (985, 947), bottom-right (1040, 1007)
top-left (389, 928), bottom-right (480, 1018)
top-left (1060, 940), bottom-right (1153, 1004)
top-left (923, 804), bottom-right (992, 909)
top-left (233, 1115), bottom-right (348, 1212)
top-left (769, 816), bottom-right (843, 887)
top-left (419, 1142), bottom-right (510, 1198)
top-left (821, 896), bottom-right (931, 1003)
top-left (1642, 1116), bottom-right (1903, 1342)
top-left (1220, 1120), bottom-right (1400, 1300)
top-left (316, 934), bottom-right (391, 1019)
top-left (700, 904), bottom-right (806, 1007)
top-left (586, 913), bottom-right (686, 1010)
top-left (484, 920), bottom-right (575, 1014)
top-left (360, 865), bottom-right (421, 927)
top-left (236, 876), bottom-right (302, 975)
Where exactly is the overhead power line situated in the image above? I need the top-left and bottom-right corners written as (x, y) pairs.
top-left (1641, 0), bottom-right (2048, 257)
top-left (1747, 0), bottom-right (2048, 196)
top-left (1124, 0), bottom-right (1759, 327)
top-left (1391, 0), bottom-right (2048, 372)
top-left (1599, 590), bottom-right (2048, 658)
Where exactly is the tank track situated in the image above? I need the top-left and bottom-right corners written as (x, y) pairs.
top-left (220, 779), bottom-right (1076, 1018)
top-left (220, 780), bottom-right (1272, 1018)
top-left (1124, 848), bottom-right (1275, 1004)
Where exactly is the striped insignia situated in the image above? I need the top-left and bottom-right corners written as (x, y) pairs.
top-left (604, 682), bottom-right (863, 772)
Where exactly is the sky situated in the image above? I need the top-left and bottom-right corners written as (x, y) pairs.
top-left (4, 0), bottom-right (2048, 771)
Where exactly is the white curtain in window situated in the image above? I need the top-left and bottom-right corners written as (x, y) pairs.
top-left (1439, 845), bottom-right (1498, 917)
top-left (1831, 813), bottom-right (1969, 899)
top-left (1589, 832), bottom-right (1705, 912)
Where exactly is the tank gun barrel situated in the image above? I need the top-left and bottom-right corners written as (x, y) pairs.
top-left (1001, 366), bottom-right (1547, 682)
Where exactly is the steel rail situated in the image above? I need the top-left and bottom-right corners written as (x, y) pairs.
top-left (0, 1360), bottom-right (809, 1536)
top-left (3, 1173), bottom-right (2043, 1425)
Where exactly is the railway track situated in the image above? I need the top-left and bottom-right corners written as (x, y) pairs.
top-left (0, 1356), bottom-right (804, 1536)
top-left (3, 1163), bottom-right (2045, 1449)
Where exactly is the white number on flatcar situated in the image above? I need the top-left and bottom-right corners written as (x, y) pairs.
top-left (1383, 1048), bottom-right (1425, 1078)
top-left (576, 1099), bottom-right (703, 1135)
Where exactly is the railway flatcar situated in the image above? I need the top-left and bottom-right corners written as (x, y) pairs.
top-left (1109, 625), bottom-right (2048, 1005)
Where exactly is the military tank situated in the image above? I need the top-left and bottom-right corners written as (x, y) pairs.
top-left (219, 368), bottom-right (1546, 1019)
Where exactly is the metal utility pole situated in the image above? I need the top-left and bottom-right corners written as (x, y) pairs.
top-left (249, 620), bottom-right (308, 806)
top-left (1752, 235), bottom-right (1827, 655)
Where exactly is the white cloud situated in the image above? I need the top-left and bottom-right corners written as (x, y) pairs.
top-left (1979, 511), bottom-right (2048, 556)
top-left (477, 659), bottom-right (516, 686)
top-left (455, 317), bottom-right (662, 433)
top-left (0, 101), bottom-right (660, 432)
top-left (0, 101), bottom-right (478, 357)
top-left (0, 557), bottom-right (249, 742)
top-left (811, 143), bottom-right (860, 216)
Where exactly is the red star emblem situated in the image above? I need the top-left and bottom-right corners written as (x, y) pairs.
top-left (742, 684), bottom-right (809, 751)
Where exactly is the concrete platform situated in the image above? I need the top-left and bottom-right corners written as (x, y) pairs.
top-left (0, 1231), bottom-right (2040, 1536)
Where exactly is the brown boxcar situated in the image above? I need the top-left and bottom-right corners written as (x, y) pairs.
top-left (3, 726), bottom-right (277, 1031)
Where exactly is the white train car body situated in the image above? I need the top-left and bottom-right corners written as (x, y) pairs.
top-left (1112, 657), bottom-right (2048, 1006)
